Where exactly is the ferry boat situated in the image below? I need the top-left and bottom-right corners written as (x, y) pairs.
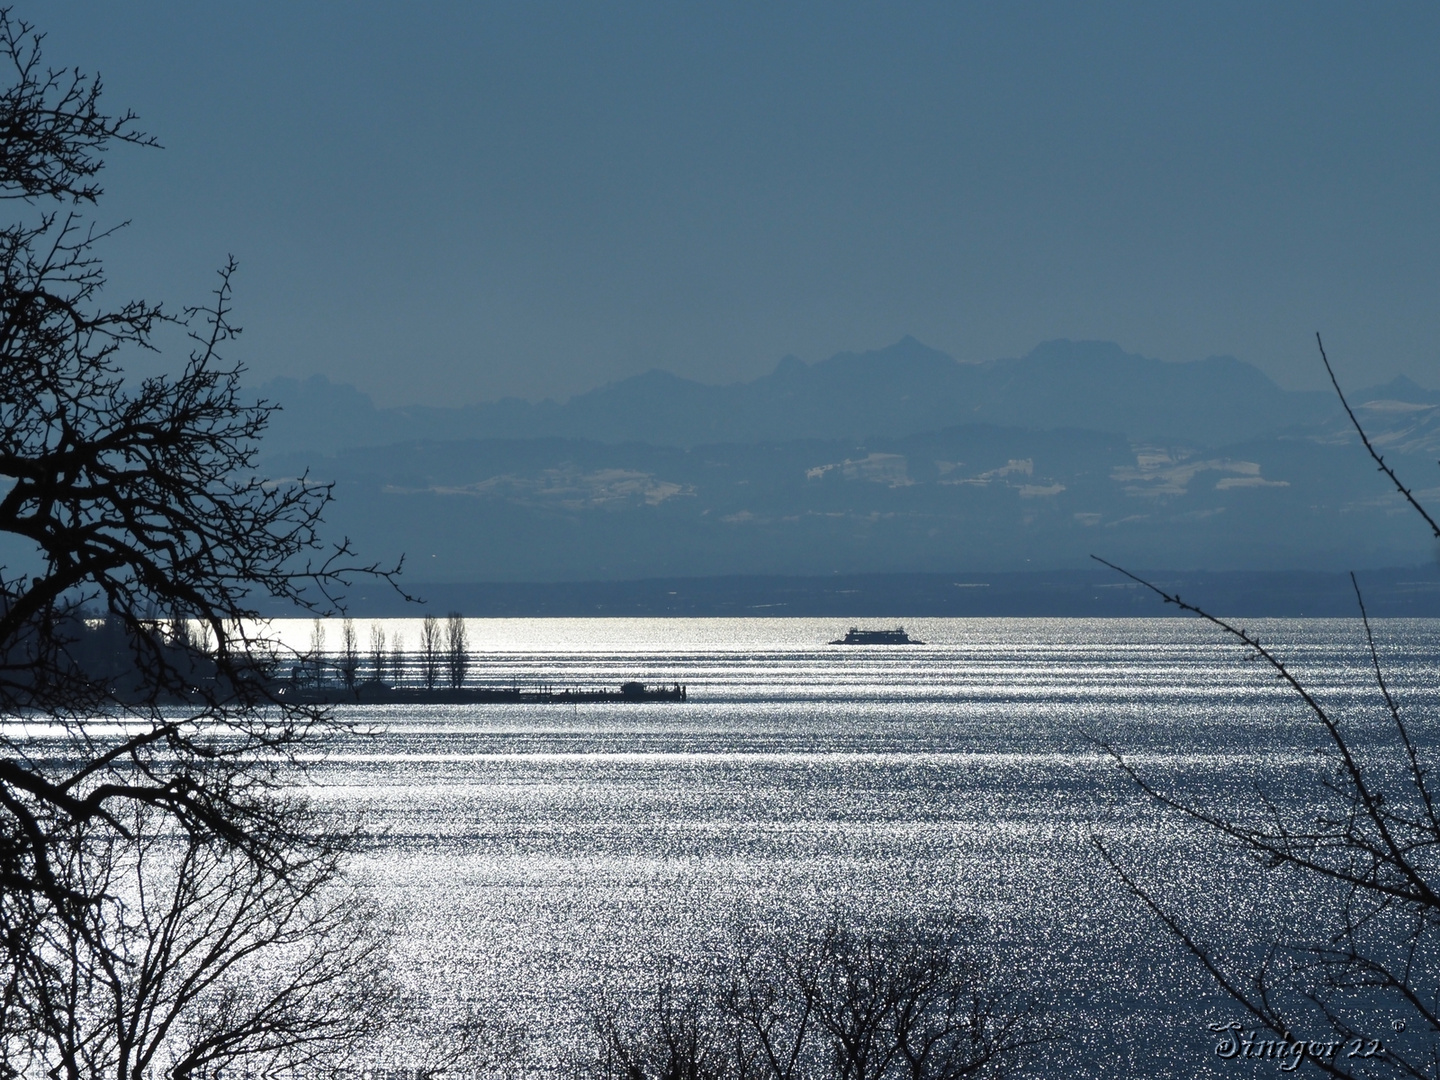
top-left (829, 626), bottom-right (923, 645)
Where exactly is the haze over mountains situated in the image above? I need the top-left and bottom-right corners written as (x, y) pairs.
top-left (255, 339), bottom-right (1440, 589)
top-left (261, 338), bottom-right (1410, 456)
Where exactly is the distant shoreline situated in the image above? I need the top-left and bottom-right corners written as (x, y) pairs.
top-left (286, 567), bottom-right (1440, 619)
top-left (277, 681), bottom-right (688, 705)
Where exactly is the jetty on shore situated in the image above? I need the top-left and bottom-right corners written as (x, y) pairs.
top-left (276, 680), bottom-right (688, 705)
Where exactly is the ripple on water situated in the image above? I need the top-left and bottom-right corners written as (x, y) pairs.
top-left (243, 617), bottom-right (1440, 1077)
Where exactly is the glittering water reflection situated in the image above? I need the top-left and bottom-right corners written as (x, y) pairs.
top-left (282, 617), bottom-right (1440, 1078)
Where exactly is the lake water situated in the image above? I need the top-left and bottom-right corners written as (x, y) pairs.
top-left (275, 616), bottom-right (1440, 1079)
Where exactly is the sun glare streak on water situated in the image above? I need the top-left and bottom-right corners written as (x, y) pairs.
top-left (194, 618), bottom-right (1440, 1075)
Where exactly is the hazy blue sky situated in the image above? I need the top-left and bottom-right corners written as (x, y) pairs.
top-left (37, 2), bottom-right (1440, 405)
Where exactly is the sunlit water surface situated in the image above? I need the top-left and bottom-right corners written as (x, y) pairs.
top-left (265, 617), bottom-right (1440, 1078)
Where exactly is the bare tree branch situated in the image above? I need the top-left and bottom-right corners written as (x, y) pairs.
top-left (0, 12), bottom-right (415, 1073)
top-left (1091, 337), bottom-right (1440, 1076)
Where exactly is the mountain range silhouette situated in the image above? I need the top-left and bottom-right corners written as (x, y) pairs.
top-left (251, 338), bottom-right (1440, 586)
top-left (258, 337), bottom-right (1432, 457)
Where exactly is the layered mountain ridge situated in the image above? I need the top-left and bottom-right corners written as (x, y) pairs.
top-left (254, 338), bottom-right (1440, 583)
top-left (259, 338), bottom-right (1419, 457)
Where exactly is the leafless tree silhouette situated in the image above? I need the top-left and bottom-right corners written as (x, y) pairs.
top-left (340, 616), bottom-right (360, 691)
top-left (1095, 335), bottom-right (1440, 1077)
top-left (390, 629), bottom-right (407, 688)
top-left (0, 9), bottom-right (406, 1074)
top-left (421, 614), bottom-right (442, 691)
top-left (370, 620), bottom-right (387, 685)
top-left (1, 803), bottom-right (392, 1079)
top-left (579, 916), bottom-right (1050, 1080)
top-left (447, 611), bottom-right (470, 690)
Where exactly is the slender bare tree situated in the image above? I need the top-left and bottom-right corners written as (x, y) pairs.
top-left (339, 616), bottom-right (360, 691)
top-left (446, 612), bottom-right (469, 690)
top-left (390, 630), bottom-right (407, 689)
top-left (308, 616), bottom-right (328, 689)
top-left (421, 615), bottom-right (441, 691)
top-left (370, 621), bottom-right (387, 686)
